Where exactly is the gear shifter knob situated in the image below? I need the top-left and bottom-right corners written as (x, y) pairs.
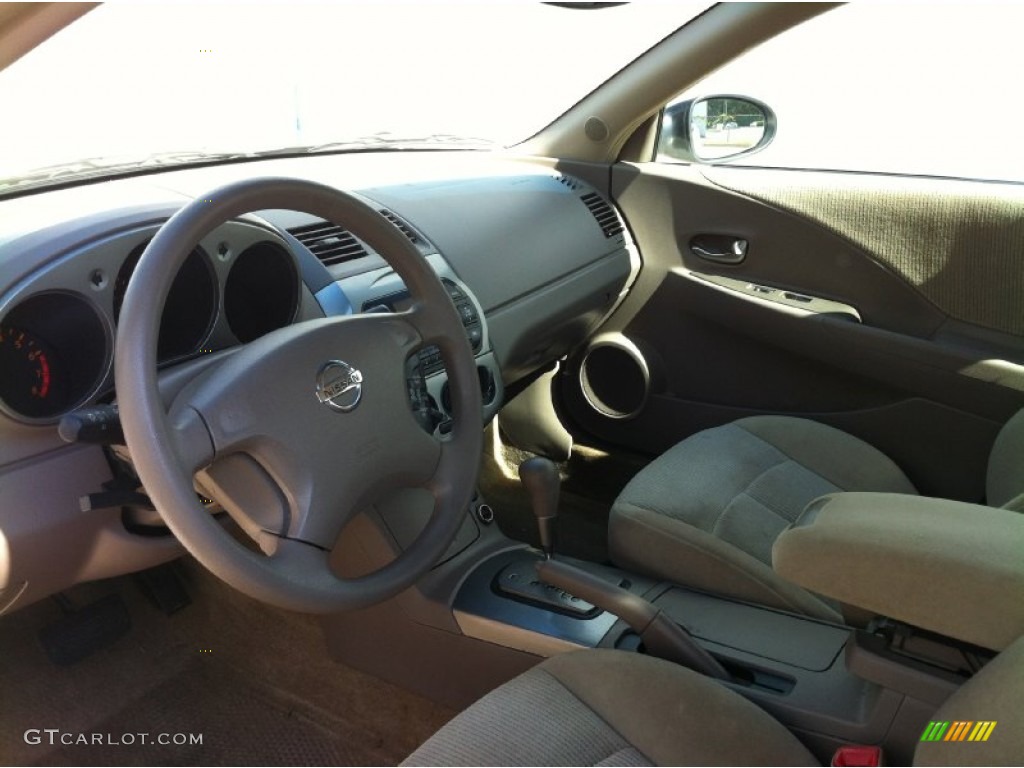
top-left (519, 457), bottom-right (560, 558)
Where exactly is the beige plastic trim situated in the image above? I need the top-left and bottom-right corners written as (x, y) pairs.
top-left (0, 3), bottom-right (97, 73)
top-left (0, 444), bottom-right (183, 614)
top-left (453, 611), bottom-right (584, 658)
top-left (517, 3), bottom-right (838, 163)
top-left (773, 492), bottom-right (1024, 651)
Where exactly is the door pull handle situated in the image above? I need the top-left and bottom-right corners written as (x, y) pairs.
top-left (690, 236), bottom-right (748, 264)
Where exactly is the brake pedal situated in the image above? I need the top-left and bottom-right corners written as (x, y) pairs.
top-left (134, 563), bottom-right (191, 615)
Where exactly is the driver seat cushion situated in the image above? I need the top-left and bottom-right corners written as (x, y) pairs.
top-left (402, 649), bottom-right (818, 767)
top-left (609, 416), bottom-right (917, 621)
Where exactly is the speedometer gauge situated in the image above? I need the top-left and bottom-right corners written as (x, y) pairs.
top-left (0, 324), bottom-right (67, 419)
top-left (113, 242), bottom-right (216, 362)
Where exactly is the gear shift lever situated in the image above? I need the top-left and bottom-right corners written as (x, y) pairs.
top-left (509, 457), bottom-right (729, 680)
top-left (519, 457), bottom-right (559, 558)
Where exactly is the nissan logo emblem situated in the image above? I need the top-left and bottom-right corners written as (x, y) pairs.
top-left (315, 360), bottom-right (363, 412)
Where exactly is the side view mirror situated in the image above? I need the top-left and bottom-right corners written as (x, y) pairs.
top-left (658, 94), bottom-right (776, 163)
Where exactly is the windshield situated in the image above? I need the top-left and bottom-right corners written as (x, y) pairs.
top-left (0, 2), bottom-right (711, 192)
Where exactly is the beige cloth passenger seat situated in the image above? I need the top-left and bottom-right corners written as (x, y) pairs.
top-left (404, 635), bottom-right (1024, 766)
top-left (608, 410), bottom-right (1024, 620)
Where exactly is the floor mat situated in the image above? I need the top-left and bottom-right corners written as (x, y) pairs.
top-left (0, 564), bottom-right (454, 767)
top-left (28, 659), bottom-right (390, 767)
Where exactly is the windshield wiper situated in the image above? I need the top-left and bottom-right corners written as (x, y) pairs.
top-left (256, 133), bottom-right (497, 156)
top-left (0, 150), bottom-right (249, 195)
top-left (0, 135), bottom-right (496, 197)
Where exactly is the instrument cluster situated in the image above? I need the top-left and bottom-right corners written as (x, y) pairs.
top-left (0, 220), bottom-right (301, 424)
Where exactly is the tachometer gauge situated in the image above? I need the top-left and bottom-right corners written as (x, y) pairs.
top-left (0, 293), bottom-right (108, 423)
top-left (0, 324), bottom-right (67, 419)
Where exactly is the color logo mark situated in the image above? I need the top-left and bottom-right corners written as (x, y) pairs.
top-left (920, 721), bottom-right (997, 743)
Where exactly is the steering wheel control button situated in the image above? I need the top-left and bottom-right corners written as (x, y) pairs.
top-left (315, 360), bottom-right (363, 412)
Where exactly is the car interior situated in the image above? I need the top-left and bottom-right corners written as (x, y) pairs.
top-left (1, 2), bottom-right (1022, 766)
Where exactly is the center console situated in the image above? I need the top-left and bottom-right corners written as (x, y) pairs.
top-left (322, 462), bottom-right (1000, 767)
top-left (447, 547), bottom-right (988, 765)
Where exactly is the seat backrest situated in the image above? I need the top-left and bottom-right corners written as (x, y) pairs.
top-left (913, 634), bottom-right (1024, 765)
top-left (987, 409), bottom-right (1024, 510)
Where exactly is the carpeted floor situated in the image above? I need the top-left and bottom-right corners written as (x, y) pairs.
top-left (0, 563), bottom-right (455, 767)
top-left (479, 423), bottom-right (650, 564)
top-left (0, 425), bottom-right (648, 767)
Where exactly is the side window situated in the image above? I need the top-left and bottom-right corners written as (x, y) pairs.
top-left (656, 4), bottom-right (1024, 183)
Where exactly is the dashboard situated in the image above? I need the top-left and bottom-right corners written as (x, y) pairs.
top-left (0, 152), bottom-right (637, 614)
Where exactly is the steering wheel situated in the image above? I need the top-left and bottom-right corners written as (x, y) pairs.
top-left (115, 178), bottom-right (483, 613)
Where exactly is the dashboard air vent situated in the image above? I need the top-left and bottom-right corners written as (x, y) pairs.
top-left (379, 209), bottom-right (422, 245)
top-left (288, 221), bottom-right (368, 266)
top-left (556, 174), bottom-right (582, 191)
top-left (581, 192), bottom-right (624, 239)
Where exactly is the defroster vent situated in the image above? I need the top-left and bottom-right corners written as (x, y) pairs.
top-left (288, 221), bottom-right (368, 266)
top-left (581, 193), bottom-right (624, 239)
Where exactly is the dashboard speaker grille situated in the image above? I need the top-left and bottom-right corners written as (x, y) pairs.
top-left (580, 192), bottom-right (624, 239)
top-left (288, 221), bottom-right (368, 266)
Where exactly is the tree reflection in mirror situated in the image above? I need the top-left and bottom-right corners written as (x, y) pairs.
top-left (658, 94), bottom-right (774, 164)
top-left (691, 97), bottom-right (766, 160)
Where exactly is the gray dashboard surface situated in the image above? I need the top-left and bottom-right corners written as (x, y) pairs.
top-left (0, 152), bottom-right (627, 320)
top-left (360, 174), bottom-right (622, 313)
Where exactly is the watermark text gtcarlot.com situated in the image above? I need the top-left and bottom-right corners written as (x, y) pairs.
top-left (24, 729), bottom-right (203, 747)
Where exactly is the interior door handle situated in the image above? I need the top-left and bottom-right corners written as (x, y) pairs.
top-left (690, 235), bottom-right (748, 264)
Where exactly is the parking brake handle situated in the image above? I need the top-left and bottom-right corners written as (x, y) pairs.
top-left (536, 549), bottom-right (729, 679)
top-left (518, 456), bottom-right (728, 679)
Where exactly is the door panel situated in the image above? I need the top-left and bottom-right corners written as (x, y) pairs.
top-left (702, 166), bottom-right (1024, 336)
top-left (606, 164), bottom-right (949, 336)
top-left (559, 163), bottom-right (1024, 502)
